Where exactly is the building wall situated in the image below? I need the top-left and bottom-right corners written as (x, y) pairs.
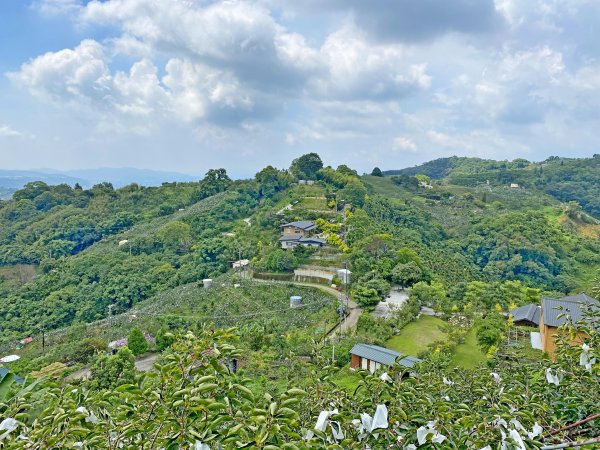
top-left (281, 240), bottom-right (297, 249)
top-left (540, 315), bottom-right (588, 359)
top-left (283, 226), bottom-right (305, 236)
top-left (350, 354), bottom-right (383, 373)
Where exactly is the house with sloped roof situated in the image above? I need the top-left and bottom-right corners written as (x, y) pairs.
top-left (510, 304), bottom-right (541, 327)
top-left (281, 221), bottom-right (316, 236)
top-left (349, 343), bottom-right (421, 374)
top-left (279, 220), bottom-right (326, 249)
top-left (539, 293), bottom-right (598, 357)
top-left (279, 235), bottom-right (326, 249)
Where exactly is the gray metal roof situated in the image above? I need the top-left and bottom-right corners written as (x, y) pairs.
top-left (282, 221), bottom-right (316, 230)
top-left (299, 237), bottom-right (326, 244)
top-left (397, 355), bottom-right (421, 368)
top-left (278, 235), bottom-right (326, 244)
top-left (541, 294), bottom-right (599, 327)
top-left (511, 304), bottom-right (541, 326)
top-left (349, 343), bottom-right (422, 368)
top-left (279, 235), bottom-right (302, 241)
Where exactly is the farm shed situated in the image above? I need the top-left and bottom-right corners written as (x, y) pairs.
top-left (510, 304), bottom-right (541, 327)
top-left (349, 343), bottom-right (421, 374)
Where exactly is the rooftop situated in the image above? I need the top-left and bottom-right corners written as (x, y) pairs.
top-left (279, 235), bottom-right (326, 244)
top-left (281, 221), bottom-right (316, 231)
top-left (349, 343), bottom-right (422, 368)
top-left (511, 304), bottom-right (541, 326)
top-left (541, 293), bottom-right (599, 328)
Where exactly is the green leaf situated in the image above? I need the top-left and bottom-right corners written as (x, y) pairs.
top-left (0, 372), bottom-right (15, 401)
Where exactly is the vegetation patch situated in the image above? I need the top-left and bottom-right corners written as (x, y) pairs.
top-left (386, 315), bottom-right (447, 356)
top-left (451, 327), bottom-right (486, 369)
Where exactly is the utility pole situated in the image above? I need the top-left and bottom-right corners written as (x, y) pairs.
top-left (108, 304), bottom-right (114, 327)
top-left (344, 261), bottom-right (349, 332)
top-left (41, 325), bottom-right (45, 353)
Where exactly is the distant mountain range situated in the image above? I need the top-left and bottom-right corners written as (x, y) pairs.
top-left (0, 168), bottom-right (200, 199)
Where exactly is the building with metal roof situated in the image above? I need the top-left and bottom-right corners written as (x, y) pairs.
top-left (279, 235), bottom-right (326, 249)
top-left (281, 221), bottom-right (317, 232)
top-left (510, 304), bottom-right (541, 327)
top-left (349, 343), bottom-right (421, 374)
top-left (539, 293), bottom-right (598, 357)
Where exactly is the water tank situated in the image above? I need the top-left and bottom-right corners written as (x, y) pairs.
top-left (290, 295), bottom-right (303, 308)
top-left (337, 269), bottom-right (351, 284)
top-left (203, 279), bottom-right (213, 289)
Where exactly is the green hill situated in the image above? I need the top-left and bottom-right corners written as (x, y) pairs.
top-left (383, 155), bottom-right (600, 218)
top-left (1, 155), bottom-right (599, 345)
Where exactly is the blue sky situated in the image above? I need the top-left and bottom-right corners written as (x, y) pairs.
top-left (1, 0), bottom-right (600, 177)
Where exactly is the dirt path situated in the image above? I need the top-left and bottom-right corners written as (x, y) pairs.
top-left (276, 204), bottom-right (293, 215)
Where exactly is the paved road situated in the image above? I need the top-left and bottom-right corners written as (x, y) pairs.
top-left (372, 286), bottom-right (409, 319)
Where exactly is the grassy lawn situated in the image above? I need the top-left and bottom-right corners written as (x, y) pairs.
top-left (451, 327), bottom-right (486, 369)
top-left (387, 315), bottom-right (447, 356)
top-left (297, 197), bottom-right (329, 211)
top-left (386, 316), bottom-right (487, 369)
top-left (331, 368), bottom-right (362, 392)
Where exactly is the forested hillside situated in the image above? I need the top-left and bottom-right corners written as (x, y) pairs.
top-left (0, 154), bottom-right (599, 449)
top-left (1, 155), bottom-right (599, 343)
top-left (385, 155), bottom-right (600, 218)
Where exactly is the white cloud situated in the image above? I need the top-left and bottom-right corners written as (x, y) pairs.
top-left (393, 136), bottom-right (417, 152)
top-left (3, 0), bottom-right (600, 174)
top-left (7, 39), bottom-right (111, 104)
top-left (0, 125), bottom-right (23, 138)
top-left (31, 0), bottom-right (82, 16)
top-left (312, 25), bottom-right (431, 101)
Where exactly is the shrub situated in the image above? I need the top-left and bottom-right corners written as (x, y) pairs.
top-left (90, 347), bottom-right (136, 390)
top-left (128, 327), bottom-right (149, 356)
top-left (69, 337), bottom-right (108, 363)
top-left (155, 328), bottom-right (175, 352)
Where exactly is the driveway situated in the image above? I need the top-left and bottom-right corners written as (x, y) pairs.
top-left (372, 286), bottom-right (408, 319)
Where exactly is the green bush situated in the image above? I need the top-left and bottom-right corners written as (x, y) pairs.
top-left (155, 328), bottom-right (175, 352)
top-left (68, 337), bottom-right (107, 363)
top-left (128, 327), bottom-right (148, 356)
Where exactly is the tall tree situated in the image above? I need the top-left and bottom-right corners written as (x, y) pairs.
top-left (289, 153), bottom-right (323, 180)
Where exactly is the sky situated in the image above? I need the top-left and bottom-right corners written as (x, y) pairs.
top-left (1, 0), bottom-right (600, 178)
